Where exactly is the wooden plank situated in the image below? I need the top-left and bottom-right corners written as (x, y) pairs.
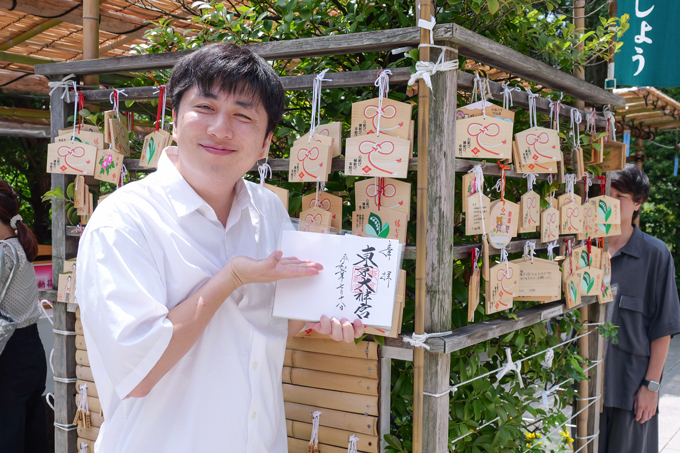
top-left (38, 289), bottom-right (58, 301)
top-left (76, 424), bottom-right (100, 442)
top-left (53, 301), bottom-right (77, 453)
top-left (379, 355), bottom-right (391, 452)
top-left (384, 296), bottom-right (599, 353)
top-left (283, 367), bottom-right (379, 396)
top-left (75, 349), bottom-right (90, 367)
top-left (446, 25), bottom-right (624, 107)
top-left (75, 334), bottom-right (87, 350)
top-left (285, 350), bottom-right (379, 379)
top-left (287, 437), bottom-right (348, 453)
top-left (286, 338), bottom-right (378, 360)
top-left (75, 395), bottom-right (101, 415)
top-left (75, 319), bottom-right (84, 335)
top-left (76, 379), bottom-right (99, 398)
top-left (288, 420), bottom-right (379, 453)
top-left (283, 384), bottom-right (379, 416)
top-left (76, 365), bottom-right (94, 382)
top-left (285, 402), bottom-right (378, 436)
top-left (453, 235), bottom-right (578, 260)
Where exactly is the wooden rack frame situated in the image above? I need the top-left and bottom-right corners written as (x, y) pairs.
top-left (36, 20), bottom-right (619, 453)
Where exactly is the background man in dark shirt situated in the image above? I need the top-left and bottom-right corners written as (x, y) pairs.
top-left (599, 164), bottom-right (680, 453)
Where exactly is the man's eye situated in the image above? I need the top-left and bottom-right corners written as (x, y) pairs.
top-left (236, 114), bottom-right (252, 120)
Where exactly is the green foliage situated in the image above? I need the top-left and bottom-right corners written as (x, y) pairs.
top-left (125, 1), bottom-right (629, 451)
top-left (41, 183), bottom-right (80, 225)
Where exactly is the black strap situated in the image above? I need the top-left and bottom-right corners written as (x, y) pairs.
top-left (8, 0), bottom-right (16, 11)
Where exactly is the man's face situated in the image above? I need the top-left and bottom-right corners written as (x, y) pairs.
top-left (611, 186), bottom-right (641, 225)
top-left (172, 85), bottom-right (272, 184)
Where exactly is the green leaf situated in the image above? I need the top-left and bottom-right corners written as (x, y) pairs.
top-left (570, 281), bottom-right (578, 301)
top-left (579, 250), bottom-right (589, 268)
top-left (373, 335), bottom-right (385, 346)
top-left (383, 434), bottom-right (403, 450)
top-left (66, 183), bottom-right (75, 200)
top-left (487, 0), bottom-right (500, 14)
top-left (581, 272), bottom-right (593, 293)
top-left (367, 212), bottom-right (389, 238)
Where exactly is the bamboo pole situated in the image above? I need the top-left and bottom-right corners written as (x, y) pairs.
top-left (0, 51), bottom-right (60, 66)
top-left (412, 0), bottom-right (432, 451)
top-left (83, 0), bottom-right (100, 87)
top-left (0, 19), bottom-right (63, 52)
top-left (0, 106), bottom-right (51, 119)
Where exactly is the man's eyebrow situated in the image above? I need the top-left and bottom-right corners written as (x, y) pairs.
top-left (196, 90), bottom-right (219, 100)
top-left (235, 100), bottom-right (256, 109)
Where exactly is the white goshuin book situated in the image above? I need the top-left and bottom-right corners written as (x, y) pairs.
top-left (272, 230), bottom-right (402, 329)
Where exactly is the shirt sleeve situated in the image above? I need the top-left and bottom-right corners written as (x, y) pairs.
top-left (649, 255), bottom-right (680, 342)
top-left (76, 226), bottom-right (174, 400)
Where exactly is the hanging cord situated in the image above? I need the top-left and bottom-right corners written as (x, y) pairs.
top-left (586, 110), bottom-right (598, 135)
top-left (258, 160), bottom-right (272, 186)
top-left (525, 87), bottom-right (539, 129)
top-left (152, 85), bottom-right (167, 131)
top-left (472, 74), bottom-right (491, 119)
top-left (565, 173), bottom-right (577, 202)
top-left (523, 241), bottom-right (536, 263)
top-left (374, 69), bottom-right (393, 138)
top-left (523, 173), bottom-right (537, 192)
top-left (547, 240), bottom-right (559, 261)
top-left (109, 88), bottom-right (128, 118)
top-left (71, 82), bottom-right (83, 142)
top-left (499, 247), bottom-right (510, 272)
top-left (549, 92), bottom-right (563, 133)
top-left (347, 434), bottom-right (359, 453)
top-left (583, 172), bottom-right (593, 202)
top-left (597, 175), bottom-right (607, 196)
top-left (603, 106), bottom-right (616, 142)
top-left (470, 164), bottom-right (487, 237)
top-left (570, 107), bottom-right (582, 148)
top-left (493, 162), bottom-right (510, 205)
top-left (407, 43), bottom-right (458, 93)
top-left (564, 238), bottom-right (574, 275)
top-left (541, 348), bottom-right (554, 369)
top-left (47, 74), bottom-right (77, 103)
top-left (501, 83), bottom-right (521, 110)
top-left (309, 410), bottom-right (321, 452)
top-left (309, 69), bottom-right (332, 141)
top-left (118, 164), bottom-right (128, 189)
top-left (526, 396), bottom-right (602, 450)
top-left (79, 442), bottom-right (89, 453)
top-left (450, 416), bottom-right (500, 447)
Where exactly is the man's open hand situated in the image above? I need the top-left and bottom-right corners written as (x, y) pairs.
top-left (227, 251), bottom-right (322, 287)
top-left (307, 315), bottom-right (365, 343)
top-left (634, 385), bottom-right (658, 424)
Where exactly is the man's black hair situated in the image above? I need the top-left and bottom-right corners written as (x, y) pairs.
top-left (169, 43), bottom-right (284, 137)
top-left (610, 164), bottom-right (650, 221)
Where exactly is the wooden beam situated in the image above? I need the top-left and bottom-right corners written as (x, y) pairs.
top-left (73, 33), bottom-right (144, 61)
top-left (0, 106), bottom-right (51, 119)
top-left (0, 121), bottom-right (50, 138)
top-left (0, 19), bottom-right (63, 51)
top-left (0, 51), bottom-right (60, 66)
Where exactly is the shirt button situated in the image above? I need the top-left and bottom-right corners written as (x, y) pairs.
top-left (252, 362), bottom-right (258, 369)
top-left (251, 412), bottom-right (257, 419)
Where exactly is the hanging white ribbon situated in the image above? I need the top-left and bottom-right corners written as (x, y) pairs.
top-left (586, 110), bottom-right (598, 135)
top-left (570, 108), bottom-right (582, 148)
top-left (584, 171), bottom-right (593, 202)
top-left (472, 74), bottom-right (490, 119)
top-left (79, 442), bottom-right (89, 453)
top-left (541, 348), bottom-right (555, 369)
top-left (603, 106), bottom-right (616, 142)
top-left (523, 241), bottom-right (536, 263)
top-left (546, 241), bottom-right (559, 261)
top-left (309, 69), bottom-right (332, 141)
top-left (118, 164), bottom-right (128, 189)
top-left (48, 74), bottom-right (77, 103)
top-left (472, 247), bottom-right (480, 270)
top-left (565, 173), bottom-right (576, 202)
top-left (309, 411), bottom-right (321, 450)
top-left (407, 44), bottom-right (458, 94)
top-left (417, 16), bottom-right (436, 45)
top-left (496, 348), bottom-right (524, 388)
top-left (525, 87), bottom-right (539, 129)
top-left (541, 383), bottom-right (563, 408)
top-left (109, 88), bottom-right (128, 117)
top-left (500, 247), bottom-right (509, 272)
top-left (71, 81), bottom-right (80, 142)
top-left (375, 69), bottom-right (392, 137)
top-left (152, 85), bottom-right (168, 130)
top-left (523, 173), bottom-right (537, 192)
top-left (549, 93), bottom-right (563, 133)
top-left (469, 164), bottom-right (486, 237)
top-left (258, 160), bottom-right (272, 186)
top-left (347, 434), bottom-right (359, 453)
top-left (501, 83), bottom-right (520, 110)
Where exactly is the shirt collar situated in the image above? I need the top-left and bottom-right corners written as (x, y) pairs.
top-left (157, 146), bottom-right (253, 221)
top-left (617, 224), bottom-right (643, 259)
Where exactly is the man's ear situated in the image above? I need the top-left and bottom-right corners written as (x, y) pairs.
top-left (259, 132), bottom-right (274, 160)
top-left (171, 109), bottom-right (178, 143)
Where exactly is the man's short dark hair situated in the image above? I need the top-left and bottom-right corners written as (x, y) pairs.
top-left (610, 164), bottom-right (650, 221)
top-left (169, 43), bottom-right (284, 137)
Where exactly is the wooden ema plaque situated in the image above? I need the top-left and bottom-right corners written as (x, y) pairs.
top-left (344, 135), bottom-right (410, 178)
top-left (540, 207), bottom-right (560, 243)
top-left (263, 183), bottom-right (289, 211)
top-left (485, 262), bottom-right (519, 314)
top-left (109, 117), bottom-right (130, 156)
top-left (103, 110), bottom-right (126, 144)
top-left (355, 177), bottom-right (411, 220)
top-left (361, 269), bottom-right (407, 338)
top-left (301, 192), bottom-right (343, 230)
top-left (572, 146), bottom-right (585, 179)
top-left (298, 208), bottom-right (331, 233)
top-left (599, 251), bottom-right (614, 304)
top-left (58, 125), bottom-right (99, 136)
top-left (513, 140), bottom-right (557, 174)
top-left (557, 193), bottom-right (582, 210)
top-left (140, 130), bottom-right (172, 169)
top-left (352, 209), bottom-right (408, 243)
top-left (350, 98), bottom-right (412, 139)
top-left (289, 138), bottom-right (331, 182)
top-left (515, 127), bottom-right (561, 165)
top-left (487, 200), bottom-right (519, 249)
top-left (461, 172), bottom-right (479, 214)
top-left (600, 141), bottom-right (627, 172)
top-left (511, 257), bottom-right (561, 302)
top-left (93, 149), bottom-right (125, 184)
top-left (47, 142), bottom-right (97, 176)
top-left (54, 131), bottom-right (105, 151)
top-left (300, 126), bottom-right (341, 158)
top-left (520, 191), bottom-right (540, 229)
top-left (577, 266), bottom-right (603, 297)
top-left (465, 193), bottom-right (490, 236)
top-left (588, 136), bottom-right (605, 164)
top-left (74, 176), bottom-right (86, 209)
top-left (572, 245), bottom-right (602, 271)
top-left (454, 102), bottom-right (514, 159)
top-left (560, 203), bottom-right (584, 234)
top-left (565, 272), bottom-right (582, 309)
top-left (468, 266), bottom-right (481, 322)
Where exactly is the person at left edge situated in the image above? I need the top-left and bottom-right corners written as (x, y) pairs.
top-left (76, 43), bottom-right (364, 453)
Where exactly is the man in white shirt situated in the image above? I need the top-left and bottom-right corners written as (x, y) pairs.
top-left (76, 43), bottom-right (364, 452)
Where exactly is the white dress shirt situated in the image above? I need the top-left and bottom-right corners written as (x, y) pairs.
top-left (76, 147), bottom-right (291, 452)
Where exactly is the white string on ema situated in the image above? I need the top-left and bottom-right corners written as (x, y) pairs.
top-left (374, 69), bottom-right (392, 138)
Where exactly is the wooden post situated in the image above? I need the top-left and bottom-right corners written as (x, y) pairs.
top-left (83, 0), bottom-right (100, 87)
top-left (50, 75), bottom-right (79, 453)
